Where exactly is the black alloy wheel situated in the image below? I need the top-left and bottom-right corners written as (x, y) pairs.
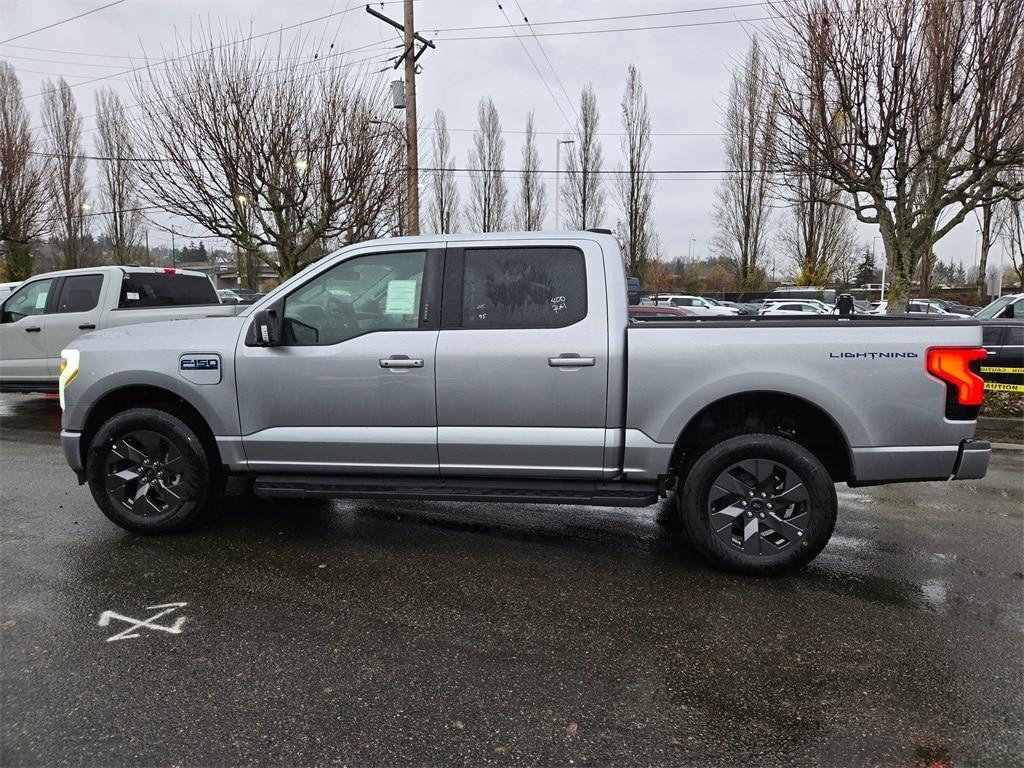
top-left (104, 429), bottom-right (191, 519)
top-left (707, 458), bottom-right (809, 556)
top-left (677, 433), bottom-right (837, 574)
top-left (86, 407), bottom-right (214, 534)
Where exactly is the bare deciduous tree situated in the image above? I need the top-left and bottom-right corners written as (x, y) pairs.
top-left (130, 29), bottom-right (402, 278)
top-left (770, 0), bottom-right (1024, 311)
top-left (467, 97), bottom-right (508, 232)
top-left (616, 65), bottom-right (655, 277)
top-left (94, 88), bottom-right (142, 266)
top-left (514, 111), bottom-right (546, 230)
top-left (994, 181), bottom-right (1024, 286)
top-left (0, 62), bottom-right (47, 280)
top-left (562, 85), bottom-right (606, 230)
top-left (712, 36), bottom-right (777, 289)
top-left (427, 109), bottom-right (459, 234)
top-left (42, 77), bottom-right (89, 270)
top-left (778, 173), bottom-right (857, 285)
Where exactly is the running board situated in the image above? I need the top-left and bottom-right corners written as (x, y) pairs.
top-left (252, 474), bottom-right (660, 507)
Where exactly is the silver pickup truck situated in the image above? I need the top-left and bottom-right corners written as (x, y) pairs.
top-left (56, 232), bottom-right (991, 574)
top-left (0, 266), bottom-right (240, 393)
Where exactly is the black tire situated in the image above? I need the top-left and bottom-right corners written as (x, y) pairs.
top-left (85, 407), bottom-right (214, 534)
top-left (677, 432), bottom-right (837, 575)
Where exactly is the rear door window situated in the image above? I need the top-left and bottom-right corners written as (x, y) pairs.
top-left (119, 272), bottom-right (218, 308)
top-left (460, 247), bottom-right (586, 329)
top-left (56, 274), bottom-right (103, 313)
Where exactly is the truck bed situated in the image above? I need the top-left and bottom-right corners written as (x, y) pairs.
top-left (622, 316), bottom-right (983, 485)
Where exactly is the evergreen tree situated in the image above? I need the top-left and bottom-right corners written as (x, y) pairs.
top-left (854, 246), bottom-right (875, 286)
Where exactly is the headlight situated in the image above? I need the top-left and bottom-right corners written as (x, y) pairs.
top-left (58, 348), bottom-right (80, 411)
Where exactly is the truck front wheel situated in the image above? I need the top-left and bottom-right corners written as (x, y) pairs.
top-left (86, 407), bottom-right (214, 534)
top-left (677, 433), bottom-right (837, 575)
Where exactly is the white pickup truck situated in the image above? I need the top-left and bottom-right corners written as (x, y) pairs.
top-left (0, 266), bottom-right (240, 393)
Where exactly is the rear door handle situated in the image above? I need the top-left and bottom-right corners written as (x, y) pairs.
top-left (548, 353), bottom-right (596, 367)
top-left (379, 355), bottom-right (424, 369)
top-left (24, 326), bottom-right (41, 333)
top-left (79, 323), bottom-right (96, 330)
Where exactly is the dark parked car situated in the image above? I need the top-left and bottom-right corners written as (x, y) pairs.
top-left (977, 294), bottom-right (1023, 393)
top-left (628, 304), bottom-right (693, 319)
top-left (980, 326), bottom-right (1023, 394)
top-left (976, 293), bottom-right (1022, 320)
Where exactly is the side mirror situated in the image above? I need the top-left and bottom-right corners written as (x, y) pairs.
top-left (253, 309), bottom-right (280, 347)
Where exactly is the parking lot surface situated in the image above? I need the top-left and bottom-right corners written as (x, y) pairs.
top-left (1, 393), bottom-right (1022, 767)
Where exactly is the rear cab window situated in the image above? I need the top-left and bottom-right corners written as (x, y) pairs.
top-left (118, 272), bottom-right (219, 308)
top-left (56, 274), bottom-right (103, 313)
top-left (460, 247), bottom-right (587, 329)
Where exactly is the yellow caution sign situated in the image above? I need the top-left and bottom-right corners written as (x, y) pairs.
top-left (981, 366), bottom-right (1024, 374)
top-left (984, 381), bottom-right (1024, 393)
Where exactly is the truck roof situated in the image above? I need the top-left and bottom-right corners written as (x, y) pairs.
top-left (27, 265), bottom-right (211, 281)
top-left (343, 230), bottom-right (619, 248)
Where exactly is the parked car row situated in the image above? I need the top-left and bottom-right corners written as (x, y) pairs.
top-left (641, 292), bottom-right (991, 319)
top-left (217, 288), bottom-right (266, 304)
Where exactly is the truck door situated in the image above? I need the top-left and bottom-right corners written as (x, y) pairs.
top-left (43, 273), bottom-right (105, 373)
top-left (0, 278), bottom-right (57, 386)
top-left (435, 241), bottom-right (610, 478)
top-left (235, 246), bottom-right (442, 474)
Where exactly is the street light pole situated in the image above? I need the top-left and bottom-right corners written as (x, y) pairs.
top-left (874, 236), bottom-right (885, 301)
top-left (554, 138), bottom-right (574, 229)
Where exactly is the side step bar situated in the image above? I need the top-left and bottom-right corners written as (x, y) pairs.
top-left (253, 474), bottom-right (660, 508)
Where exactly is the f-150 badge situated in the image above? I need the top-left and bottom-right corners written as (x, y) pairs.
top-left (179, 354), bottom-right (221, 384)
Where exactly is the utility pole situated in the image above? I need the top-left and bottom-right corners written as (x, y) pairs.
top-left (171, 226), bottom-right (176, 268)
top-left (366, 2), bottom-right (435, 236)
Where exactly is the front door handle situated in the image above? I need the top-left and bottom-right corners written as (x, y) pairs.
top-left (24, 326), bottom-right (41, 333)
top-left (548, 353), bottom-right (596, 367)
top-left (379, 355), bottom-right (424, 369)
top-left (79, 323), bottom-right (96, 330)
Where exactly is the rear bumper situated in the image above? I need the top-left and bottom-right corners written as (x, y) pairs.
top-left (951, 439), bottom-right (990, 480)
top-left (849, 439), bottom-right (990, 486)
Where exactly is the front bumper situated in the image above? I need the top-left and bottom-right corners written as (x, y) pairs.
top-left (61, 430), bottom-right (85, 479)
top-left (951, 439), bottom-right (990, 480)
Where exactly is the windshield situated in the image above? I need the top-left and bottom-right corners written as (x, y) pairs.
top-left (975, 295), bottom-right (1017, 319)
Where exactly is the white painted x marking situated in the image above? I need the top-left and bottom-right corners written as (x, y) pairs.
top-left (97, 602), bottom-right (188, 642)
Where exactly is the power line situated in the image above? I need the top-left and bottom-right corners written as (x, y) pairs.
top-left (512, 0), bottom-right (578, 125)
top-left (431, 1), bottom-right (770, 33)
top-left (24, 145), bottom-right (753, 176)
top-left (0, 52), bottom-right (127, 70)
top-left (1, 0), bottom-right (130, 45)
top-left (28, 41), bottom-right (394, 137)
top-left (494, 2), bottom-right (575, 131)
top-left (18, 4), bottom-right (369, 100)
top-left (0, 42), bottom-right (136, 60)
top-left (433, 14), bottom-right (779, 41)
top-left (435, 127), bottom-right (723, 137)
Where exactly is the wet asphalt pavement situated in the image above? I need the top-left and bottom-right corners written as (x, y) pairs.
top-left (1, 394), bottom-right (1022, 767)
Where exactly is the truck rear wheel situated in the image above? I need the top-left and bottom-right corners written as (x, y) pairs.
top-left (677, 433), bottom-right (837, 575)
top-left (86, 407), bottom-right (214, 534)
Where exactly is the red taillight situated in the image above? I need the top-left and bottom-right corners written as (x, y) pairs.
top-left (161, 268), bottom-right (177, 274)
top-left (926, 347), bottom-right (987, 406)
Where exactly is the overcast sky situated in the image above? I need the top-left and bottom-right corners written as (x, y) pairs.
top-left (3, 0), bottom-right (991, 273)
